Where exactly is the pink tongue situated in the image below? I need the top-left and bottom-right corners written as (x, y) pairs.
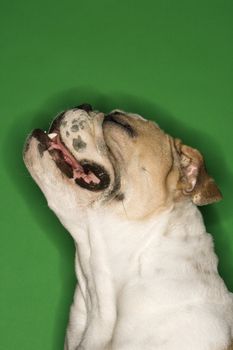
top-left (49, 135), bottom-right (100, 184)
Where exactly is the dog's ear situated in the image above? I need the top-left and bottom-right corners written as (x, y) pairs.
top-left (174, 139), bottom-right (222, 206)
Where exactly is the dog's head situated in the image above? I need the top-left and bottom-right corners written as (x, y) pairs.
top-left (24, 105), bottom-right (222, 220)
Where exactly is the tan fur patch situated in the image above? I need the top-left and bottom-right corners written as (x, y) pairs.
top-left (104, 114), bottom-right (179, 219)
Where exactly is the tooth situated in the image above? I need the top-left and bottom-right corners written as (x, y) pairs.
top-left (48, 133), bottom-right (57, 139)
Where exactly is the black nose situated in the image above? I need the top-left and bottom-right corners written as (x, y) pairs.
top-left (74, 103), bottom-right (93, 112)
top-left (48, 111), bottom-right (66, 133)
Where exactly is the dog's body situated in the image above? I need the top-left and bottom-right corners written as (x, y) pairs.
top-left (24, 106), bottom-right (233, 349)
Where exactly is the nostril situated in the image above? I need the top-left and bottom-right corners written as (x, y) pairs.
top-left (74, 103), bottom-right (93, 112)
top-left (48, 111), bottom-right (66, 133)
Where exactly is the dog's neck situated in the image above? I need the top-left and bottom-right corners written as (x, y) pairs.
top-left (64, 201), bottom-right (222, 331)
top-left (68, 199), bottom-right (215, 291)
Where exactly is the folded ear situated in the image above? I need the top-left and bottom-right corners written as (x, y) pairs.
top-left (174, 139), bottom-right (222, 206)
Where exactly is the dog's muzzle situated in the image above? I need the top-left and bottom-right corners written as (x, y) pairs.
top-left (24, 108), bottom-right (111, 192)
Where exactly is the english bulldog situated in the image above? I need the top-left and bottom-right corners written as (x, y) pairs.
top-left (23, 104), bottom-right (233, 350)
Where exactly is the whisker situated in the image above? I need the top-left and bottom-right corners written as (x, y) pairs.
top-left (121, 199), bottom-right (129, 219)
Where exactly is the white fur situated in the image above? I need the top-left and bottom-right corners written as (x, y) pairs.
top-left (60, 201), bottom-right (233, 350)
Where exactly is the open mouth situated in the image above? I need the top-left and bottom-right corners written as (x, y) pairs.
top-left (30, 129), bottom-right (110, 192)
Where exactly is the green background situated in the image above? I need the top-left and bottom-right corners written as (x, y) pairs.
top-left (0, 0), bottom-right (233, 349)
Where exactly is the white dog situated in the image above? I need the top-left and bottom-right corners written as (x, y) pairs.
top-left (24, 104), bottom-right (233, 350)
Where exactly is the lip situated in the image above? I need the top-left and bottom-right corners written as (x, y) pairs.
top-left (25, 127), bottom-right (111, 192)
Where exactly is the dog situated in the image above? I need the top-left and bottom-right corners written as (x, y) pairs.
top-left (23, 104), bottom-right (233, 350)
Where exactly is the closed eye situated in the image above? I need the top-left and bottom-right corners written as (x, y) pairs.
top-left (104, 114), bottom-right (136, 138)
